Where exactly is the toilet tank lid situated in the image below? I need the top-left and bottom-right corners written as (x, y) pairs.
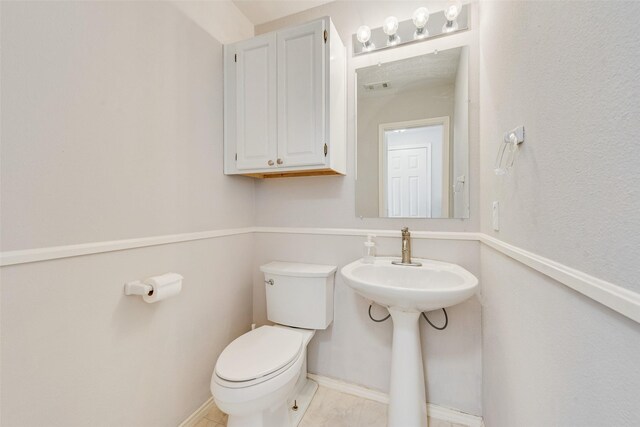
top-left (260, 261), bottom-right (337, 278)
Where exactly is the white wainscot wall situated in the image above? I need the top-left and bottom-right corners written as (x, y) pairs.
top-left (481, 245), bottom-right (640, 426)
top-left (1, 234), bottom-right (254, 426)
top-left (4, 226), bottom-right (640, 424)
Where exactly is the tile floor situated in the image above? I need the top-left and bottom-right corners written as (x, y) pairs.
top-left (195, 386), bottom-right (469, 427)
top-left (194, 403), bottom-right (227, 427)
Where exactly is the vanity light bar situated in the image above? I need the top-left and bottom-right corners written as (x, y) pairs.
top-left (352, 2), bottom-right (469, 56)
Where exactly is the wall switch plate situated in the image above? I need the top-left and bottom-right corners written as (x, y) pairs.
top-left (492, 201), bottom-right (500, 231)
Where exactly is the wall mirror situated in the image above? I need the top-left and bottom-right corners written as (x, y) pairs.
top-left (355, 46), bottom-right (470, 219)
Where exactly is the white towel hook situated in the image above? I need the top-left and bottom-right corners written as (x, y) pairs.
top-left (494, 126), bottom-right (525, 175)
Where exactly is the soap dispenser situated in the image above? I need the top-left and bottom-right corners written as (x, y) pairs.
top-left (363, 235), bottom-right (376, 263)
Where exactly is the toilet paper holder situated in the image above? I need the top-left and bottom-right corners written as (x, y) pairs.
top-left (124, 273), bottom-right (183, 303)
top-left (124, 280), bottom-right (154, 296)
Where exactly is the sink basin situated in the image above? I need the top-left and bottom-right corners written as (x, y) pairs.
top-left (341, 257), bottom-right (478, 312)
top-left (341, 256), bottom-right (478, 427)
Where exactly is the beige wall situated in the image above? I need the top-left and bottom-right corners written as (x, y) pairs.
top-left (0, 1), bottom-right (255, 425)
top-left (0, 1), bottom-right (254, 251)
top-left (479, 0), bottom-right (640, 293)
top-left (172, 0), bottom-right (254, 44)
top-left (479, 1), bottom-right (640, 425)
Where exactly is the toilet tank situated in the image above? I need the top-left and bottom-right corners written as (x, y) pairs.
top-left (260, 261), bottom-right (337, 330)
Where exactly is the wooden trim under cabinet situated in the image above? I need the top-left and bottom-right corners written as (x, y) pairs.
top-left (242, 168), bottom-right (345, 179)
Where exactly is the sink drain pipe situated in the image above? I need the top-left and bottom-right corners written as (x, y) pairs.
top-left (368, 304), bottom-right (448, 330)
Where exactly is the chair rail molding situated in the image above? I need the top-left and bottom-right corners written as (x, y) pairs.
top-left (1, 226), bottom-right (637, 324)
top-left (0, 228), bottom-right (255, 267)
top-left (479, 234), bottom-right (640, 324)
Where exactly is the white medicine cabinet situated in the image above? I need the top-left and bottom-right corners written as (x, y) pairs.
top-left (224, 17), bottom-right (346, 178)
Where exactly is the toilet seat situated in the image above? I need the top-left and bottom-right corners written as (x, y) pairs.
top-left (214, 326), bottom-right (303, 389)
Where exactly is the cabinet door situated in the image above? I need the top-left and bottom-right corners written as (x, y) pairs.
top-left (235, 34), bottom-right (277, 170)
top-left (277, 20), bottom-right (326, 168)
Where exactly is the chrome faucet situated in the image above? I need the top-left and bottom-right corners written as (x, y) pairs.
top-left (392, 227), bottom-right (422, 267)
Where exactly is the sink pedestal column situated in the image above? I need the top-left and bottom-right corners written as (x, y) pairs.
top-left (388, 307), bottom-right (427, 427)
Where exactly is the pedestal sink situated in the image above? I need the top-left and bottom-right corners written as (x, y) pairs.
top-left (341, 257), bottom-right (478, 427)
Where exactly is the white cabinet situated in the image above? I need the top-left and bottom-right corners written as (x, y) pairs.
top-left (234, 33), bottom-right (277, 170)
top-left (277, 20), bottom-right (325, 168)
top-left (224, 17), bottom-right (346, 178)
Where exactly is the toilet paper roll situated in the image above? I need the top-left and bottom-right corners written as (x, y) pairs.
top-left (143, 273), bottom-right (183, 303)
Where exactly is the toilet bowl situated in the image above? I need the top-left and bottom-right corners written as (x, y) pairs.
top-left (210, 261), bottom-right (336, 427)
top-left (211, 326), bottom-right (314, 427)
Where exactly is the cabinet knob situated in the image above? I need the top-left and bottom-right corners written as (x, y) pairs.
top-left (268, 160), bottom-right (275, 166)
top-left (277, 158), bottom-right (283, 165)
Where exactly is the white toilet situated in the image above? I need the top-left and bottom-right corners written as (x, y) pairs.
top-left (211, 261), bottom-right (336, 427)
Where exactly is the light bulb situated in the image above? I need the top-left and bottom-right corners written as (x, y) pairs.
top-left (356, 25), bottom-right (374, 51)
top-left (442, 0), bottom-right (462, 34)
top-left (444, 0), bottom-right (462, 21)
top-left (412, 7), bottom-right (430, 39)
top-left (412, 7), bottom-right (429, 29)
top-left (383, 16), bottom-right (400, 46)
top-left (383, 16), bottom-right (399, 36)
top-left (356, 25), bottom-right (371, 44)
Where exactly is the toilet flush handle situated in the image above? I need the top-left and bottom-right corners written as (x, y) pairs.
top-left (265, 279), bottom-right (274, 286)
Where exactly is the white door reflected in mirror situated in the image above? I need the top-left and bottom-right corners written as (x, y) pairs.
top-left (387, 143), bottom-right (431, 218)
top-left (381, 119), bottom-right (450, 218)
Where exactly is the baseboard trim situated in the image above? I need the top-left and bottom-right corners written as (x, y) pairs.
top-left (307, 373), bottom-right (389, 404)
top-left (178, 396), bottom-right (215, 427)
top-left (307, 374), bottom-right (483, 427)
